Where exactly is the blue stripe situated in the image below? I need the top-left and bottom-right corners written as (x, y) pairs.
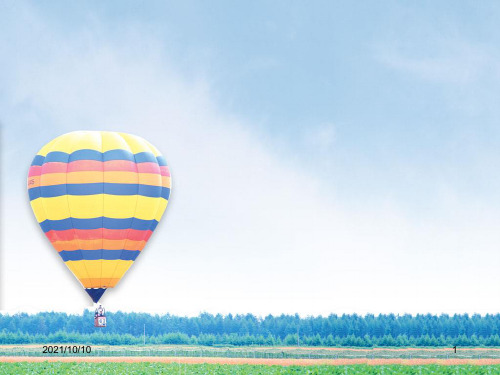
top-left (138, 184), bottom-right (162, 197)
top-left (28, 188), bottom-right (41, 200)
top-left (156, 156), bottom-right (167, 166)
top-left (40, 184), bottom-right (67, 198)
top-left (45, 151), bottom-right (70, 163)
top-left (35, 150), bottom-right (166, 164)
top-left (161, 187), bottom-right (171, 200)
top-left (31, 155), bottom-right (46, 166)
top-left (40, 149), bottom-right (162, 164)
top-left (59, 250), bottom-right (140, 261)
top-left (29, 183), bottom-right (167, 200)
top-left (62, 149), bottom-right (133, 162)
top-left (40, 217), bottom-right (158, 232)
top-left (102, 149), bottom-right (134, 162)
top-left (134, 152), bottom-right (158, 163)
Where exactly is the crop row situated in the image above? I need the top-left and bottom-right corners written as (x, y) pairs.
top-left (0, 347), bottom-right (496, 360)
top-left (0, 363), bottom-right (500, 375)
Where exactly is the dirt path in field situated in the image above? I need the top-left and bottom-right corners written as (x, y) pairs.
top-left (2, 357), bottom-right (500, 366)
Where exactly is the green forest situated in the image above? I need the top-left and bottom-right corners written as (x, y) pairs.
top-left (1, 311), bottom-right (500, 347)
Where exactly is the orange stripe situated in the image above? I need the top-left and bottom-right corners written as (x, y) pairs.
top-left (52, 239), bottom-right (147, 251)
top-left (34, 171), bottom-right (164, 186)
top-left (27, 176), bottom-right (40, 188)
top-left (79, 278), bottom-right (120, 288)
top-left (40, 173), bottom-right (69, 185)
top-left (162, 176), bottom-right (171, 188)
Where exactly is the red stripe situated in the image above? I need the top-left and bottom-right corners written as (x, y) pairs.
top-left (160, 166), bottom-right (170, 177)
top-left (45, 229), bottom-right (153, 242)
top-left (38, 161), bottom-right (162, 174)
top-left (137, 163), bottom-right (161, 173)
top-left (67, 160), bottom-right (135, 172)
top-left (40, 162), bottom-right (69, 173)
top-left (29, 166), bottom-right (42, 177)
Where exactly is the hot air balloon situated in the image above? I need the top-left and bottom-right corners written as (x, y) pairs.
top-left (27, 131), bottom-right (171, 326)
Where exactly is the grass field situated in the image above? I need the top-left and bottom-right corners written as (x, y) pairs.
top-left (1, 362), bottom-right (500, 374)
top-left (0, 344), bottom-right (499, 361)
top-left (3, 346), bottom-right (500, 373)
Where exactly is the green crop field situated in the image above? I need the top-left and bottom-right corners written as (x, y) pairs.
top-left (0, 344), bottom-right (498, 360)
top-left (0, 363), bottom-right (499, 375)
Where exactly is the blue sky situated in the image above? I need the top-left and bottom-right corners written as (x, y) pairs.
top-left (65, 0), bottom-right (500, 210)
top-left (2, 1), bottom-right (500, 315)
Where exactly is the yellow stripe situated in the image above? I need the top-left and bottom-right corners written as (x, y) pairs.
top-left (143, 139), bottom-right (162, 157)
top-left (104, 195), bottom-right (143, 219)
top-left (155, 198), bottom-right (169, 222)
top-left (37, 136), bottom-right (63, 157)
top-left (101, 260), bottom-right (134, 287)
top-left (83, 260), bottom-right (102, 287)
top-left (116, 132), bottom-right (152, 155)
top-left (101, 131), bottom-right (128, 153)
top-left (38, 131), bottom-right (101, 156)
top-left (30, 199), bottom-right (47, 222)
top-left (64, 261), bottom-right (91, 286)
top-left (66, 260), bottom-right (133, 288)
top-left (32, 195), bottom-right (166, 221)
top-left (37, 131), bottom-right (158, 155)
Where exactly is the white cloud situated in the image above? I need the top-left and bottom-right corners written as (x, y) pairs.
top-left (374, 39), bottom-right (496, 85)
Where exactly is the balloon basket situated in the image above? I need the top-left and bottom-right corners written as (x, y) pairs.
top-left (94, 316), bottom-right (107, 328)
top-left (93, 303), bottom-right (107, 328)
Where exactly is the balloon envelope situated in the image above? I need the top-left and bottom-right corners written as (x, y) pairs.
top-left (27, 131), bottom-right (171, 303)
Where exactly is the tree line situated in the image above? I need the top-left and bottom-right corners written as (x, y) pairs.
top-left (1, 311), bottom-right (500, 347)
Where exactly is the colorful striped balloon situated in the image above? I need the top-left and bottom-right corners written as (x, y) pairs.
top-left (27, 131), bottom-right (171, 303)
